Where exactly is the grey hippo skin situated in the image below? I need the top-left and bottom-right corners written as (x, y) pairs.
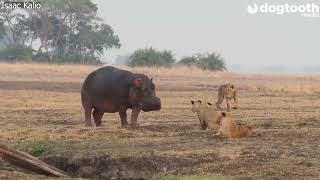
top-left (81, 66), bottom-right (161, 127)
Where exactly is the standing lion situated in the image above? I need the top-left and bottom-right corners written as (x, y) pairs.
top-left (216, 83), bottom-right (238, 111)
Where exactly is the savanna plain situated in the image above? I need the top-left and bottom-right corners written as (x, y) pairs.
top-left (0, 63), bottom-right (319, 179)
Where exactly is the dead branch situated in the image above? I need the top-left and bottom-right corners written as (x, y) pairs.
top-left (0, 144), bottom-right (69, 177)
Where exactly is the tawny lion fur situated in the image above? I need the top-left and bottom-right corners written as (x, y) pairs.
top-left (191, 100), bottom-right (222, 131)
top-left (217, 112), bottom-right (253, 139)
top-left (216, 83), bottom-right (238, 111)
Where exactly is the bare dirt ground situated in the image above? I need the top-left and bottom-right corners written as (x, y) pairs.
top-left (0, 63), bottom-right (319, 179)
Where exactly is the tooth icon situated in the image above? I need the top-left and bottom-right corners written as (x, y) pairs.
top-left (248, 4), bottom-right (258, 14)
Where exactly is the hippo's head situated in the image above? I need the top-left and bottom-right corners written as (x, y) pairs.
top-left (129, 74), bottom-right (161, 112)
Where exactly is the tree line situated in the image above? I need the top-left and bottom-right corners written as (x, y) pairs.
top-left (127, 48), bottom-right (227, 71)
top-left (0, 0), bottom-right (226, 70)
top-left (0, 0), bottom-right (120, 64)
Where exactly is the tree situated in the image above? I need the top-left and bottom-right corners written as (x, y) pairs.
top-left (128, 48), bottom-right (175, 67)
top-left (197, 53), bottom-right (226, 71)
top-left (0, 0), bottom-right (120, 63)
top-left (0, 44), bottom-right (33, 61)
top-left (0, 21), bottom-right (5, 40)
top-left (70, 22), bottom-right (120, 63)
top-left (178, 55), bottom-right (198, 66)
top-left (178, 53), bottom-right (227, 71)
top-left (0, 5), bottom-right (24, 46)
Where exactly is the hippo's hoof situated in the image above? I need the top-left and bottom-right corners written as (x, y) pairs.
top-left (130, 123), bottom-right (140, 128)
top-left (85, 123), bottom-right (93, 127)
top-left (121, 124), bottom-right (129, 128)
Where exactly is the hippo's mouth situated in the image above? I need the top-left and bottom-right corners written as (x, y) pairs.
top-left (139, 103), bottom-right (161, 112)
top-left (139, 97), bottom-right (161, 112)
top-left (140, 104), bottom-right (161, 112)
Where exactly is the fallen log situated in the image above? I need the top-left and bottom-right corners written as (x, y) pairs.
top-left (0, 144), bottom-right (69, 177)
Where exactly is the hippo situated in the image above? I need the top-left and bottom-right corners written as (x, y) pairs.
top-left (81, 66), bottom-right (161, 127)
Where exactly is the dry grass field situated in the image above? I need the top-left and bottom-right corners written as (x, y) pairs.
top-left (0, 63), bottom-right (319, 179)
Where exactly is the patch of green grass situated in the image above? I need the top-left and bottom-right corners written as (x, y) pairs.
top-left (14, 141), bottom-right (53, 156)
top-left (51, 154), bottom-right (68, 170)
top-left (257, 171), bottom-right (276, 177)
top-left (160, 175), bottom-right (230, 180)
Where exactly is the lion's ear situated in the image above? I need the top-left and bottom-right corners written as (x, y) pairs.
top-left (221, 112), bottom-right (226, 117)
top-left (197, 100), bottom-right (202, 104)
top-left (191, 100), bottom-right (194, 104)
top-left (207, 102), bottom-right (212, 106)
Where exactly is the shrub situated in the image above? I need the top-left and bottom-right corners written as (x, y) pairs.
top-left (32, 53), bottom-right (101, 64)
top-left (15, 141), bottom-right (53, 157)
top-left (197, 53), bottom-right (226, 71)
top-left (129, 47), bottom-right (175, 67)
top-left (0, 44), bottom-right (33, 61)
top-left (56, 54), bottom-right (100, 64)
top-left (178, 53), bottom-right (226, 71)
top-left (178, 56), bottom-right (198, 66)
top-left (32, 52), bottom-right (50, 63)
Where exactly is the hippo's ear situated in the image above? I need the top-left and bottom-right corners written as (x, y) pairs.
top-left (133, 78), bottom-right (142, 87)
top-left (191, 100), bottom-right (194, 104)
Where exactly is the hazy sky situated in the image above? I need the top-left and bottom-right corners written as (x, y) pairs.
top-left (93, 0), bottom-right (320, 69)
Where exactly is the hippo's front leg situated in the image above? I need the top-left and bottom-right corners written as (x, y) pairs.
top-left (130, 106), bottom-right (141, 127)
top-left (119, 106), bottom-right (128, 127)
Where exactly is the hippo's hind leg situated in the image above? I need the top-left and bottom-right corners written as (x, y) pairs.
top-left (81, 91), bottom-right (93, 127)
top-left (93, 109), bottom-right (104, 127)
top-left (84, 108), bottom-right (92, 127)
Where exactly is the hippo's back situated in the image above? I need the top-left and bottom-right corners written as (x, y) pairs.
top-left (81, 66), bottom-right (134, 109)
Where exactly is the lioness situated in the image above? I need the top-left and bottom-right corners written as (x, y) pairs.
top-left (217, 112), bottom-right (252, 139)
top-left (216, 83), bottom-right (238, 111)
top-left (191, 100), bottom-right (221, 131)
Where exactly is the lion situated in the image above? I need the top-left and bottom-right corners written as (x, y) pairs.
top-left (216, 112), bottom-right (253, 139)
top-left (216, 83), bottom-right (238, 111)
top-left (191, 100), bottom-right (222, 132)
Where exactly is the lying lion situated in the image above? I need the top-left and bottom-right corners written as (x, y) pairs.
top-left (216, 112), bottom-right (253, 139)
top-left (216, 83), bottom-right (238, 112)
top-left (191, 100), bottom-right (221, 132)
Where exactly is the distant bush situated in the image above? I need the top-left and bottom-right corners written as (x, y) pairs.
top-left (178, 53), bottom-right (226, 71)
top-left (0, 44), bottom-right (33, 61)
top-left (178, 56), bottom-right (198, 66)
top-left (129, 47), bottom-right (175, 67)
top-left (55, 54), bottom-right (100, 64)
top-left (197, 53), bottom-right (226, 71)
top-left (32, 52), bottom-right (50, 63)
top-left (32, 53), bottom-right (101, 64)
